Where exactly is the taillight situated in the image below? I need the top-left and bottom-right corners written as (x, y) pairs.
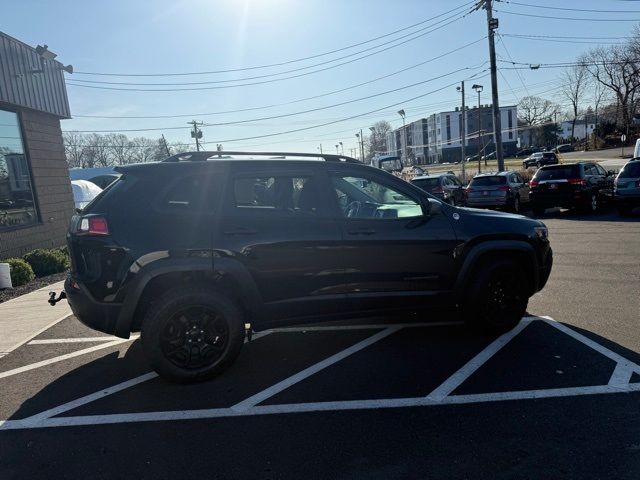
top-left (529, 180), bottom-right (539, 188)
top-left (464, 187), bottom-right (473, 193)
top-left (497, 185), bottom-right (510, 191)
top-left (568, 178), bottom-right (586, 186)
top-left (432, 187), bottom-right (443, 194)
top-left (76, 216), bottom-right (109, 236)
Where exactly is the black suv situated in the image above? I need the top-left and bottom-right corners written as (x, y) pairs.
top-left (411, 173), bottom-right (465, 206)
top-left (62, 152), bottom-right (552, 382)
top-left (523, 151), bottom-right (559, 169)
top-left (529, 162), bottom-right (615, 215)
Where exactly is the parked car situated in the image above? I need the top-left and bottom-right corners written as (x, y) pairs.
top-left (60, 151), bottom-right (552, 382)
top-left (523, 152), bottom-right (559, 169)
top-left (464, 154), bottom-right (479, 163)
top-left (614, 158), bottom-right (640, 215)
top-left (464, 171), bottom-right (530, 213)
top-left (634, 139), bottom-right (640, 159)
top-left (71, 180), bottom-right (102, 211)
top-left (482, 151), bottom-right (496, 161)
top-left (411, 173), bottom-right (465, 206)
top-left (554, 144), bottom-right (575, 154)
top-left (515, 147), bottom-right (540, 158)
top-left (529, 162), bottom-right (615, 215)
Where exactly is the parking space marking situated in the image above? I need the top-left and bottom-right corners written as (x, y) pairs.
top-left (231, 326), bottom-right (402, 412)
top-left (0, 338), bottom-right (135, 380)
top-left (3, 316), bottom-right (640, 431)
top-left (426, 318), bottom-right (532, 401)
top-left (28, 336), bottom-right (126, 345)
top-left (1, 312), bottom-right (73, 357)
top-left (265, 321), bottom-right (463, 333)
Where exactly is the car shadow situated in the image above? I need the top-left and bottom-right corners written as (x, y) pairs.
top-left (524, 206), bottom-right (640, 222)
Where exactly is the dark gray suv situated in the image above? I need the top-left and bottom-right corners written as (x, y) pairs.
top-left (59, 152), bottom-right (552, 383)
top-left (464, 171), bottom-right (530, 213)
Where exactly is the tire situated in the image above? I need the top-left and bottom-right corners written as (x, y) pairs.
top-left (141, 287), bottom-right (245, 383)
top-left (584, 193), bottom-right (598, 213)
top-left (463, 260), bottom-right (528, 334)
top-left (511, 195), bottom-right (520, 213)
top-left (532, 206), bottom-right (545, 216)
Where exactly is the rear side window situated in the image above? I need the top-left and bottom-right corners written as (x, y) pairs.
top-left (159, 175), bottom-right (209, 211)
top-left (619, 162), bottom-right (640, 178)
top-left (233, 176), bottom-right (320, 214)
top-left (535, 165), bottom-right (580, 180)
top-left (469, 176), bottom-right (506, 187)
top-left (543, 153), bottom-right (556, 159)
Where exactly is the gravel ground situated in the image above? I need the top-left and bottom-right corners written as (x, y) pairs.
top-left (0, 272), bottom-right (68, 304)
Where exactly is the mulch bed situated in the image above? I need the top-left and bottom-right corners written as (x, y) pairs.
top-left (0, 271), bottom-right (68, 304)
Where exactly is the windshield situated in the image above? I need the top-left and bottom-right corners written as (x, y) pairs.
top-left (619, 161), bottom-right (640, 178)
top-left (469, 176), bottom-right (506, 186)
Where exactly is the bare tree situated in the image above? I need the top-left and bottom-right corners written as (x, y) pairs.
top-left (517, 96), bottom-right (558, 126)
top-left (365, 120), bottom-right (392, 160)
top-left (584, 45), bottom-right (640, 135)
top-left (83, 133), bottom-right (112, 167)
top-left (106, 133), bottom-right (132, 166)
top-left (560, 65), bottom-right (588, 141)
top-left (62, 131), bottom-right (86, 168)
top-left (128, 137), bottom-right (156, 163)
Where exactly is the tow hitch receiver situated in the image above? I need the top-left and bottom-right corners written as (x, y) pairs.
top-left (48, 291), bottom-right (67, 306)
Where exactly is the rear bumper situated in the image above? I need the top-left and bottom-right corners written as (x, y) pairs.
top-left (64, 275), bottom-right (124, 337)
top-left (530, 190), bottom-right (587, 208)
top-left (465, 197), bottom-right (509, 208)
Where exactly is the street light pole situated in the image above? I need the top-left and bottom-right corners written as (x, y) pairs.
top-left (457, 82), bottom-right (466, 180)
top-left (397, 109), bottom-right (407, 166)
top-left (472, 84), bottom-right (483, 174)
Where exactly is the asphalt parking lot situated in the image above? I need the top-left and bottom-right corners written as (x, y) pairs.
top-left (1, 207), bottom-right (639, 480)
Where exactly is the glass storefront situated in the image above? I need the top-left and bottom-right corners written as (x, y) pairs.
top-left (0, 109), bottom-right (38, 229)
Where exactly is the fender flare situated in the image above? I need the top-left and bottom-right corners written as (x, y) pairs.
top-left (113, 256), bottom-right (262, 338)
top-left (453, 240), bottom-right (538, 297)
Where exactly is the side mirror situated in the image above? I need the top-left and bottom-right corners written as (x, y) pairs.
top-left (607, 170), bottom-right (616, 177)
top-left (425, 197), bottom-right (442, 216)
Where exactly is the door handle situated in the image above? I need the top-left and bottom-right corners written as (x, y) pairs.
top-left (223, 227), bottom-right (257, 235)
top-left (347, 228), bottom-right (376, 235)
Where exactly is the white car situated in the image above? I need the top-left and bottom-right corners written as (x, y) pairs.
top-left (71, 180), bottom-right (103, 211)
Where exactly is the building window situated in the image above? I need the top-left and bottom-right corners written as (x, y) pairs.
top-left (0, 109), bottom-right (38, 230)
top-left (508, 109), bottom-right (513, 140)
top-left (446, 115), bottom-right (451, 145)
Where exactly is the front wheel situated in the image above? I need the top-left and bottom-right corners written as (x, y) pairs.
top-left (510, 195), bottom-right (520, 213)
top-left (532, 205), bottom-right (545, 216)
top-left (463, 260), bottom-right (528, 333)
top-left (583, 193), bottom-right (598, 213)
top-left (141, 288), bottom-right (245, 383)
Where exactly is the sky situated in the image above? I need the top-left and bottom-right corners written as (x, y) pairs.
top-left (3, 0), bottom-right (639, 155)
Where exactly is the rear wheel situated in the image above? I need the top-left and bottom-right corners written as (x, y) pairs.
top-left (532, 205), bottom-right (545, 216)
top-left (510, 195), bottom-right (521, 213)
top-left (583, 193), bottom-right (598, 213)
top-left (141, 288), bottom-right (245, 383)
top-left (463, 260), bottom-right (528, 333)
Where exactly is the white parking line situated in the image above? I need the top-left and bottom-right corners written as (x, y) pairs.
top-left (3, 383), bottom-right (640, 431)
top-left (29, 337), bottom-right (123, 345)
top-left (0, 337), bottom-right (136, 380)
top-left (1, 312), bottom-right (73, 356)
top-left (426, 318), bottom-right (532, 401)
top-left (231, 326), bottom-right (402, 412)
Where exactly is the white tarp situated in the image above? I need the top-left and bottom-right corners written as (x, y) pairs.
top-left (71, 180), bottom-right (103, 210)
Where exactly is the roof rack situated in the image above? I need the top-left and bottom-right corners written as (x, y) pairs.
top-left (162, 151), bottom-right (361, 164)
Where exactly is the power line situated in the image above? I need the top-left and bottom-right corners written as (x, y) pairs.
top-left (501, 34), bottom-right (631, 40)
top-left (71, 1), bottom-right (475, 77)
top-left (497, 34), bottom-right (529, 97)
top-left (496, 9), bottom-right (640, 21)
top-left (502, 36), bottom-right (625, 45)
top-left (502, 1), bottom-right (640, 14)
top-left (65, 12), bottom-right (469, 92)
top-left (71, 38), bottom-right (486, 119)
top-left (63, 65), bottom-right (487, 133)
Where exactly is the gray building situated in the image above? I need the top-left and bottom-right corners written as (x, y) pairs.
top-left (385, 118), bottom-right (429, 165)
top-left (0, 31), bottom-right (74, 259)
top-left (428, 105), bottom-right (518, 164)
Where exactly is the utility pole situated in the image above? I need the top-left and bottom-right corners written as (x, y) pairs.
top-left (479, 0), bottom-right (504, 171)
top-left (318, 144), bottom-right (323, 154)
top-left (360, 129), bottom-right (365, 162)
top-left (188, 120), bottom-right (203, 152)
top-left (457, 82), bottom-right (466, 179)
top-left (161, 134), bottom-right (171, 157)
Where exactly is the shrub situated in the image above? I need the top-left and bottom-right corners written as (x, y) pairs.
top-left (23, 248), bottom-right (70, 277)
top-left (6, 258), bottom-right (35, 287)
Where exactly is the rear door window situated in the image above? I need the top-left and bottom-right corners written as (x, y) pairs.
top-left (231, 174), bottom-right (323, 216)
